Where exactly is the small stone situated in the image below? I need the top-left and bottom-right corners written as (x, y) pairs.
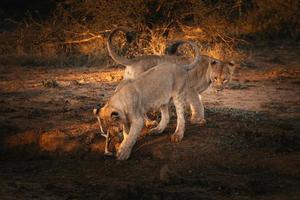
top-left (70, 80), bottom-right (81, 85)
top-left (107, 75), bottom-right (114, 81)
top-left (159, 164), bottom-right (171, 183)
top-left (42, 80), bottom-right (59, 88)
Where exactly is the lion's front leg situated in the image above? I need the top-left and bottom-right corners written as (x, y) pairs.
top-left (116, 118), bottom-right (143, 160)
top-left (197, 94), bottom-right (206, 126)
top-left (188, 89), bottom-right (206, 126)
top-left (171, 94), bottom-right (186, 143)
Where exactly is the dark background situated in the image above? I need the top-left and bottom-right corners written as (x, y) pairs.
top-left (1, 0), bottom-right (58, 20)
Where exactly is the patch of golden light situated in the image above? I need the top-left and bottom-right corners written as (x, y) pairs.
top-left (4, 131), bottom-right (38, 148)
top-left (38, 130), bottom-right (82, 152)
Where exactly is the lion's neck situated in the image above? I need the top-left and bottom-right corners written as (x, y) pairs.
top-left (188, 56), bottom-right (212, 93)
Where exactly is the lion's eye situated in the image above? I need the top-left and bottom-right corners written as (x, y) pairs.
top-left (214, 77), bottom-right (218, 81)
top-left (223, 79), bottom-right (228, 83)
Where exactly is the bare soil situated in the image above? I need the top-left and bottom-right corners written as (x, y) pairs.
top-left (0, 43), bottom-right (300, 200)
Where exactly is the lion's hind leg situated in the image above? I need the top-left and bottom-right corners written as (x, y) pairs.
top-left (149, 105), bottom-right (170, 135)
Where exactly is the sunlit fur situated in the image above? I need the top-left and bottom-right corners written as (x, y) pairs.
top-left (186, 56), bottom-right (235, 124)
top-left (97, 59), bottom-right (200, 160)
top-left (107, 27), bottom-right (235, 126)
top-left (96, 106), bottom-right (126, 155)
top-left (210, 60), bottom-right (235, 91)
top-left (107, 27), bottom-right (200, 83)
top-left (107, 27), bottom-right (201, 126)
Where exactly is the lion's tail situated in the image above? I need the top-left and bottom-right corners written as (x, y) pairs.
top-left (165, 40), bottom-right (201, 70)
top-left (107, 27), bottom-right (136, 66)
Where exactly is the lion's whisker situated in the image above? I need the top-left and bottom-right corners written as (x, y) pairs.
top-left (101, 133), bottom-right (108, 138)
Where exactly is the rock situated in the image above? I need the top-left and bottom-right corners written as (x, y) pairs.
top-left (159, 164), bottom-right (172, 183)
top-left (42, 79), bottom-right (59, 88)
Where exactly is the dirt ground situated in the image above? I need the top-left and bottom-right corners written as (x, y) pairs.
top-left (0, 43), bottom-right (299, 200)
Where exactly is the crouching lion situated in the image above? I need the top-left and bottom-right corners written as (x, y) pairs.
top-left (93, 42), bottom-right (200, 160)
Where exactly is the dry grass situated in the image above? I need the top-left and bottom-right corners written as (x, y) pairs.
top-left (0, 0), bottom-right (297, 66)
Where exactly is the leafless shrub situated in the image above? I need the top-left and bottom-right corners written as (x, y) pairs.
top-left (0, 0), bottom-right (297, 67)
top-left (237, 0), bottom-right (299, 38)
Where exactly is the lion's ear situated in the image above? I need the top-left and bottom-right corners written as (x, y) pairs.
top-left (111, 111), bottom-right (120, 121)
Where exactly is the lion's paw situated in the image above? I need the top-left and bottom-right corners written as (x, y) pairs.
top-left (116, 147), bottom-right (131, 160)
top-left (190, 117), bottom-right (207, 127)
top-left (171, 133), bottom-right (183, 143)
top-left (199, 119), bottom-right (207, 127)
top-left (104, 150), bottom-right (113, 156)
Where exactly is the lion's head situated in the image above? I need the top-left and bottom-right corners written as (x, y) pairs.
top-left (210, 60), bottom-right (235, 91)
top-left (93, 105), bottom-right (126, 156)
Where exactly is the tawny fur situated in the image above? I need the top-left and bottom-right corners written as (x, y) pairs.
top-left (107, 27), bottom-right (236, 126)
top-left (96, 62), bottom-right (198, 160)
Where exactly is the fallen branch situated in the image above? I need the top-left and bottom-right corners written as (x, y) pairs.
top-left (63, 30), bottom-right (111, 44)
top-left (64, 35), bottom-right (103, 44)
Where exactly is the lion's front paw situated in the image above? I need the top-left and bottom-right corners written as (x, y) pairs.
top-left (116, 147), bottom-right (131, 160)
top-left (190, 117), bottom-right (207, 127)
top-left (199, 119), bottom-right (207, 127)
top-left (171, 133), bottom-right (183, 143)
top-left (104, 150), bottom-right (113, 156)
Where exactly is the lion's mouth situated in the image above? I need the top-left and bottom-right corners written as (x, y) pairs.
top-left (103, 130), bottom-right (123, 156)
top-left (94, 113), bottom-right (123, 156)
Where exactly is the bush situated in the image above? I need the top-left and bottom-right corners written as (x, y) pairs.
top-left (0, 0), bottom-right (298, 67)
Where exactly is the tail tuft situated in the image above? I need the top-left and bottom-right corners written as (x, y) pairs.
top-left (125, 31), bottom-right (136, 43)
top-left (164, 41), bottom-right (183, 55)
top-left (165, 40), bottom-right (201, 70)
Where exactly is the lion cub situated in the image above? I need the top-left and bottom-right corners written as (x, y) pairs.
top-left (94, 46), bottom-right (200, 160)
top-left (107, 27), bottom-right (235, 126)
